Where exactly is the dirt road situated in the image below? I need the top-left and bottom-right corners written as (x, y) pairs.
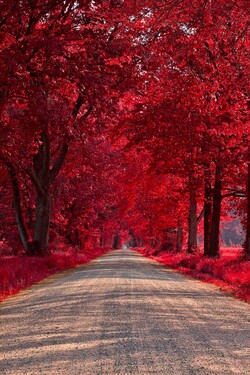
top-left (0, 249), bottom-right (249, 374)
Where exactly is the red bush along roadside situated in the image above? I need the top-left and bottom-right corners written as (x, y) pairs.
top-left (135, 247), bottom-right (250, 303)
top-left (0, 247), bottom-right (111, 302)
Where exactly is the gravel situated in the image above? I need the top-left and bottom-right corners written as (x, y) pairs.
top-left (0, 249), bottom-right (249, 375)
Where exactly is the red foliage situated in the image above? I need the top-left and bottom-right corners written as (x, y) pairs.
top-left (0, 246), bottom-right (111, 302)
top-left (0, 1), bottom-right (250, 299)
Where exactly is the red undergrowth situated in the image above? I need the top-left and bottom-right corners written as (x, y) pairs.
top-left (135, 247), bottom-right (250, 303)
top-left (0, 246), bottom-right (111, 302)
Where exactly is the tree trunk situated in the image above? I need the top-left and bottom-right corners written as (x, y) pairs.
top-left (129, 229), bottom-right (138, 247)
top-left (33, 191), bottom-right (50, 255)
top-left (113, 233), bottom-right (120, 249)
top-left (26, 131), bottom-right (69, 255)
top-left (6, 162), bottom-right (30, 252)
top-left (6, 96), bottom-right (88, 255)
top-left (136, 235), bottom-right (142, 247)
top-left (203, 163), bottom-right (213, 256)
top-left (209, 163), bottom-right (222, 258)
top-left (245, 145), bottom-right (250, 258)
top-left (31, 131), bottom-right (51, 255)
top-left (29, 96), bottom-right (88, 254)
top-left (188, 177), bottom-right (198, 253)
top-left (177, 219), bottom-right (183, 252)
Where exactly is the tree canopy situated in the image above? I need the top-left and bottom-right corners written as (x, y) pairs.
top-left (0, 0), bottom-right (249, 258)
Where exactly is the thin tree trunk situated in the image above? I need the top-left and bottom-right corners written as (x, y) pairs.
top-left (113, 233), bottom-right (120, 249)
top-left (209, 163), bottom-right (222, 258)
top-left (6, 162), bottom-right (30, 252)
top-left (188, 175), bottom-right (198, 253)
top-left (129, 230), bottom-right (138, 247)
top-left (136, 236), bottom-right (142, 247)
top-left (177, 219), bottom-right (183, 252)
top-left (245, 145), bottom-right (250, 258)
top-left (204, 163), bottom-right (213, 256)
top-left (100, 236), bottom-right (103, 246)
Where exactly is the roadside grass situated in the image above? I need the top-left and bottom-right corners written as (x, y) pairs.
top-left (135, 247), bottom-right (250, 302)
top-left (0, 246), bottom-right (111, 302)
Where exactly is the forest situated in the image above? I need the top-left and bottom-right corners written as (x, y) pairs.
top-left (0, 0), bottom-right (249, 300)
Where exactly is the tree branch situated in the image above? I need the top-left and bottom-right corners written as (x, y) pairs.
top-left (50, 97), bottom-right (93, 182)
top-left (72, 93), bottom-right (84, 118)
top-left (5, 161), bottom-right (29, 251)
top-left (50, 142), bottom-right (69, 182)
top-left (25, 168), bottom-right (45, 198)
top-left (197, 206), bottom-right (204, 224)
top-left (204, 41), bottom-right (217, 70)
top-left (79, 104), bottom-right (93, 121)
top-left (222, 192), bottom-right (246, 199)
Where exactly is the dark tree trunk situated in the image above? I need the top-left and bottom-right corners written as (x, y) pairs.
top-left (113, 233), bottom-right (120, 249)
top-left (209, 163), bottom-right (222, 258)
top-left (245, 145), bottom-right (250, 258)
top-left (6, 162), bottom-right (30, 252)
top-left (30, 131), bottom-right (51, 255)
top-left (65, 200), bottom-right (80, 247)
top-left (6, 96), bottom-right (88, 255)
top-left (204, 164), bottom-right (213, 256)
top-left (188, 175), bottom-right (198, 253)
top-left (28, 96), bottom-right (88, 254)
top-left (26, 132), bottom-right (69, 255)
top-left (136, 236), bottom-right (142, 247)
top-left (130, 235), bottom-right (138, 247)
top-left (33, 192), bottom-right (50, 255)
top-left (177, 219), bottom-right (183, 252)
top-left (129, 229), bottom-right (138, 247)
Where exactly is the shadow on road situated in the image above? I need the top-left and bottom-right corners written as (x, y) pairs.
top-left (0, 249), bottom-right (249, 374)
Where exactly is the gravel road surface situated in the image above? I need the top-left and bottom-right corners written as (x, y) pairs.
top-left (0, 249), bottom-right (249, 375)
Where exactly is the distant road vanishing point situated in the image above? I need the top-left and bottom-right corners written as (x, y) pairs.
top-left (0, 249), bottom-right (249, 374)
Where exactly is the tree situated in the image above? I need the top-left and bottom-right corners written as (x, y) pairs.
top-left (1, 0), bottom-right (249, 259)
top-left (0, 0), bottom-right (138, 254)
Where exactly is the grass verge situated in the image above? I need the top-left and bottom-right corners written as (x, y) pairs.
top-left (135, 247), bottom-right (250, 303)
top-left (0, 246), bottom-right (111, 302)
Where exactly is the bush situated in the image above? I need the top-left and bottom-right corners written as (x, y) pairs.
top-left (134, 247), bottom-right (250, 302)
top-left (0, 246), bottom-right (111, 301)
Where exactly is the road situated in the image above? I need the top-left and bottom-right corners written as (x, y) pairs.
top-left (0, 249), bottom-right (249, 375)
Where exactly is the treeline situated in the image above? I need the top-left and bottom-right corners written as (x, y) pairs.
top-left (0, 1), bottom-right (249, 259)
